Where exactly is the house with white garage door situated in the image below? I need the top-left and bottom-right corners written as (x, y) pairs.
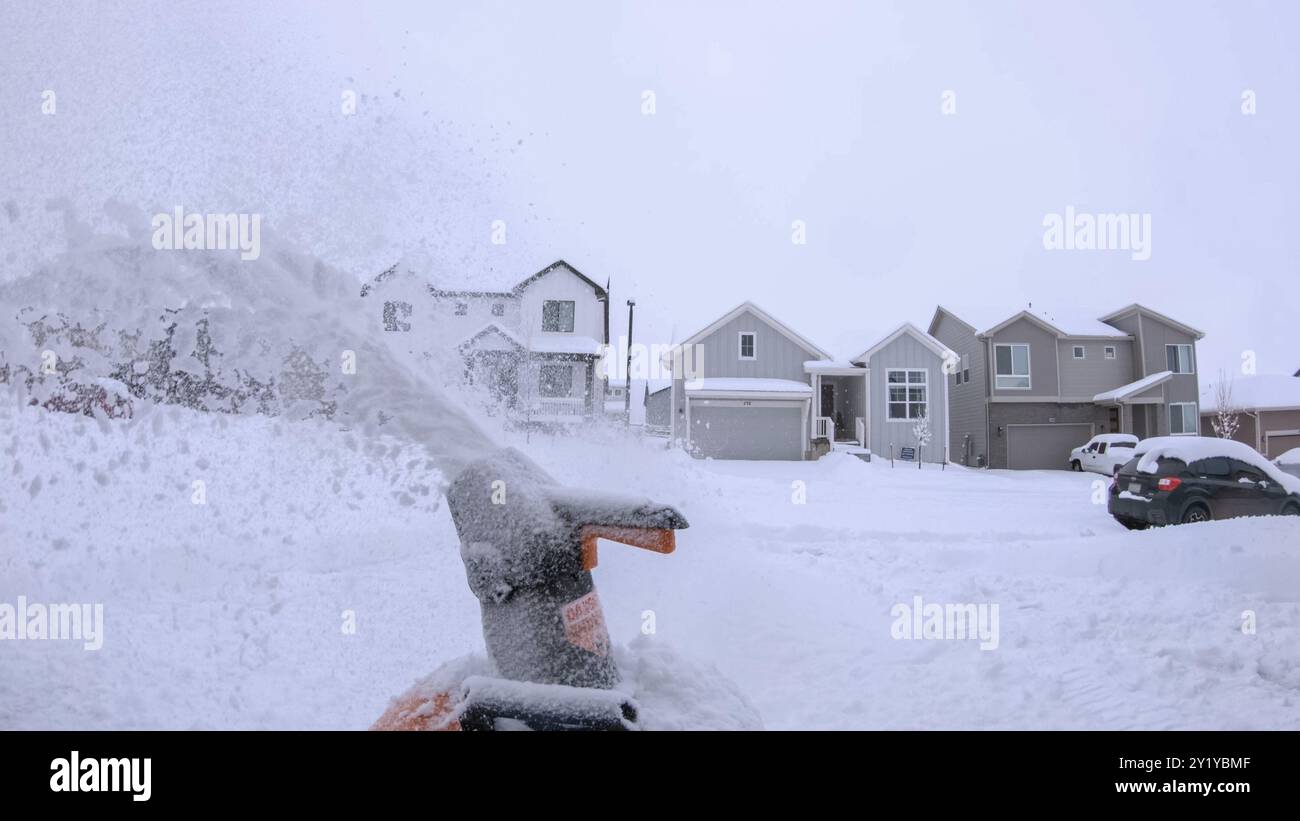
top-left (928, 302), bottom-right (1205, 470)
top-left (664, 303), bottom-right (954, 462)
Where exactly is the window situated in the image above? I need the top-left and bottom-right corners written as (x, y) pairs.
top-left (961, 355), bottom-right (969, 385)
top-left (1104, 346), bottom-right (1116, 360)
top-left (738, 332), bottom-right (756, 360)
top-left (887, 369), bottom-right (928, 420)
top-left (1096, 443), bottom-right (1108, 454)
top-left (1072, 345), bottom-right (1085, 360)
top-left (542, 300), bottom-right (575, 333)
top-left (382, 300), bottom-right (411, 332)
top-left (994, 344), bottom-right (1031, 389)
top-left (1194, 457), bottom-right (1231, 477)
top-left (1169, 402), bottom-right (1198, 435)
top-left (1166, 344), bottom-right (1194, 374)
top-left (491, 302), bottom-right (505, 317)
top-left (454, 302), bottom-right (468, 317)
top-left (539, 364), bottom-right (574, 398)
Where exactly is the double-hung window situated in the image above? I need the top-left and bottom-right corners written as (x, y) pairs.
top-left (887, 369), bottom-right (928, 420)
top-left (994, 344), bottom-right (1031, 389)
top-left (1169, 402), bottom-right (1198, 435)
top-left (738, 332), bottom-right (756, 360)
top-left (539, 364), bottom-right (574, 398)
top-left (542, 300), bottom-right (575, 333)
top-left (1166, 344), bottom-right (1194, 374)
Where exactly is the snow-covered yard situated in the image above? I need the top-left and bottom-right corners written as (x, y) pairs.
top-left (2, 401), bottom-right (1299, 730)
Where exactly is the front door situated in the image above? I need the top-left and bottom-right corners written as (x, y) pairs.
top-left (820, 383), bottom-right (834, 418)
top-left (1108, 407), bottom-right (1120, 434)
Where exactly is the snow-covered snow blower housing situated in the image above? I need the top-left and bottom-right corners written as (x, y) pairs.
top-left (373, 449), bottom-right (688, 731)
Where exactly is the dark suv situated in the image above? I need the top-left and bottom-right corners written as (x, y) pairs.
top-left (1110, 451), bottom-right (1300, 529)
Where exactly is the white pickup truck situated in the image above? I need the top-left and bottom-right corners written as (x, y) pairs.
top-left (1069, 433), bottom-right (1139, 475)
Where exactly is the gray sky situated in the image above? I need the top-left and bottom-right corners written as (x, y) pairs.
top-left (2, 0), bottom-right (1296, 377)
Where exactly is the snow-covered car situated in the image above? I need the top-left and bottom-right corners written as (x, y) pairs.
top-left (1109, 436), bottom-right (1300, 529)
top-left (1276, 447), bottom-right (1300, 480)
top-left (1069, 433), bottom-right (1139, 475)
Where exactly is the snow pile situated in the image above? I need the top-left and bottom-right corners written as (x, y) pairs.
top-left (1135, 435), bottom-right (1300, 493)
top-left (381, 639), bottom-right (763, 730)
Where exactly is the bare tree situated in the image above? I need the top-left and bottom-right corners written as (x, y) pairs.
top-left (1211, 369), bottom-right (1241, 440)
top-left (912, 411), bottom-right (932, 469)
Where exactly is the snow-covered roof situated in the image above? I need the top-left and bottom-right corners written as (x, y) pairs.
top-left (1200, 374), bottom-right (1300, 411)
top-left (685, 378), bottom-right (814, 395)
top-left (529, 335), bottom-right (603, 355)
top-left (1093, 370), bottom-right (1173, 403)
top-left (934, 304), bottom-right (1132, 339)
top-left (431, 259), bottom-right (606, 297)
top-left (1134, 436), bottom-right (1300, 493)
top-left (803, 359), bottom-right (863, 373)
top-left (982, 306), bottom-right (1130, 338)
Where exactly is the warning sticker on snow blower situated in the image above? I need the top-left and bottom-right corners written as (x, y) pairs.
top-left (561, 591), bottom-right (609, 657)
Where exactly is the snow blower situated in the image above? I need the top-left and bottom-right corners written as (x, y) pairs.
top-left (372, 449), bottom-right (688, 731)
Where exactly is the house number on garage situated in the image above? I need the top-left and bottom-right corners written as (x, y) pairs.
top-left (742, 401), bottom-right (752, 406)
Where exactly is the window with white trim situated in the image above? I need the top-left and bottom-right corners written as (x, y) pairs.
top-left (539, 364), bottom-right (574, 398)
top-left (1169, 402), bottom-right (1198, 435)
top-left (887, 369), bottom-right (928, 420)
top-left (542, 300), bottom-right (575, 333)
top-left (454, 302), bottom-right (468, 316)
top-left (1166, 344), bottom-right (1194, 374)
top-left (994, 344), bottom-right (1031, 389)
top-left (1072, 345), bottom-right (1085, 360)
top-left (491, 302), bottom-right (505, 317)
top-left (961, 355), bottom-right (969, 385)
top-left (738, 332), bottom-right (756, 360)
top-left (1104, 345), bottom-right (1116, 360)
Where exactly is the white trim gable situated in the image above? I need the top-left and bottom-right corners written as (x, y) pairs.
top-left (853, 322), bottom-right (956, 364)
top-left (675, 301), bottom-right (833, 362)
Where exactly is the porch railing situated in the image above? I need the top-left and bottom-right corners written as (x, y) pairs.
top-left (813, 416), bottom-right (834, 440)
top-left (527, 396), bottom-right (588, 418)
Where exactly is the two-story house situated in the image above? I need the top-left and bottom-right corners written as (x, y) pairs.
top-left (928, 303), bottom-right (1205, 469)
top-left (361, 259), bottom-right (610, 420)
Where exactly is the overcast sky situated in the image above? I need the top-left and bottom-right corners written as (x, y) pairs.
top-left (2, 0), bottom-right (1296, 378)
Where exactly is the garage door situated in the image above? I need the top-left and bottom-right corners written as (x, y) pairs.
top-left (1265, 432), bottom-right (1300, 460)
top-left (1007, 423), bottom-right (1093, 470)
top-left (689, 400), bottom-right (804, 460)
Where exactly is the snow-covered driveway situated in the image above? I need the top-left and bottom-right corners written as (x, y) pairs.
top-left (3, 403), bottom-right (1298, 729)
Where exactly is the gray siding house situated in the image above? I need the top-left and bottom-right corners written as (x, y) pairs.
top-left (928, 303), bottom-right (1206, 470)
top-left (1199, 373), bottom-right (1300, 459)
top-left (666, 303), bottom-right (953, 462)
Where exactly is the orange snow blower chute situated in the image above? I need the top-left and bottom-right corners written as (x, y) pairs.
top-left (372, 449), bottom-right (688, 731)
top-left (579, 524), bottom-right (675, 571)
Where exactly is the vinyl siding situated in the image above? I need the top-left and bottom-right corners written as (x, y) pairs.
top-left (987, 316), bottom-right (1059, 399)
top-left (1056, 339), bottom-right (1135, 400)
top-left (866, 332), bottom-right (948, 463)
top-left (930, 312), bottom-right (988, 466)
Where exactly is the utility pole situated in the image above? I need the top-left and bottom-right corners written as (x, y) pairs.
top-left (625, 298), bottom-right (635, 425)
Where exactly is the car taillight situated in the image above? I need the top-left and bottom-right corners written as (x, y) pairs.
top-left (1157, 477), bottom-right (1182, 492)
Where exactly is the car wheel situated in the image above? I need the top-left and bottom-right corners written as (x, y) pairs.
top-left (1180, 504), bottom-right (1211, 525)
top-left (1071, 460), bottom-right (1081, 472)
top-left (1282, 502), bottom-right (1300, 516)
